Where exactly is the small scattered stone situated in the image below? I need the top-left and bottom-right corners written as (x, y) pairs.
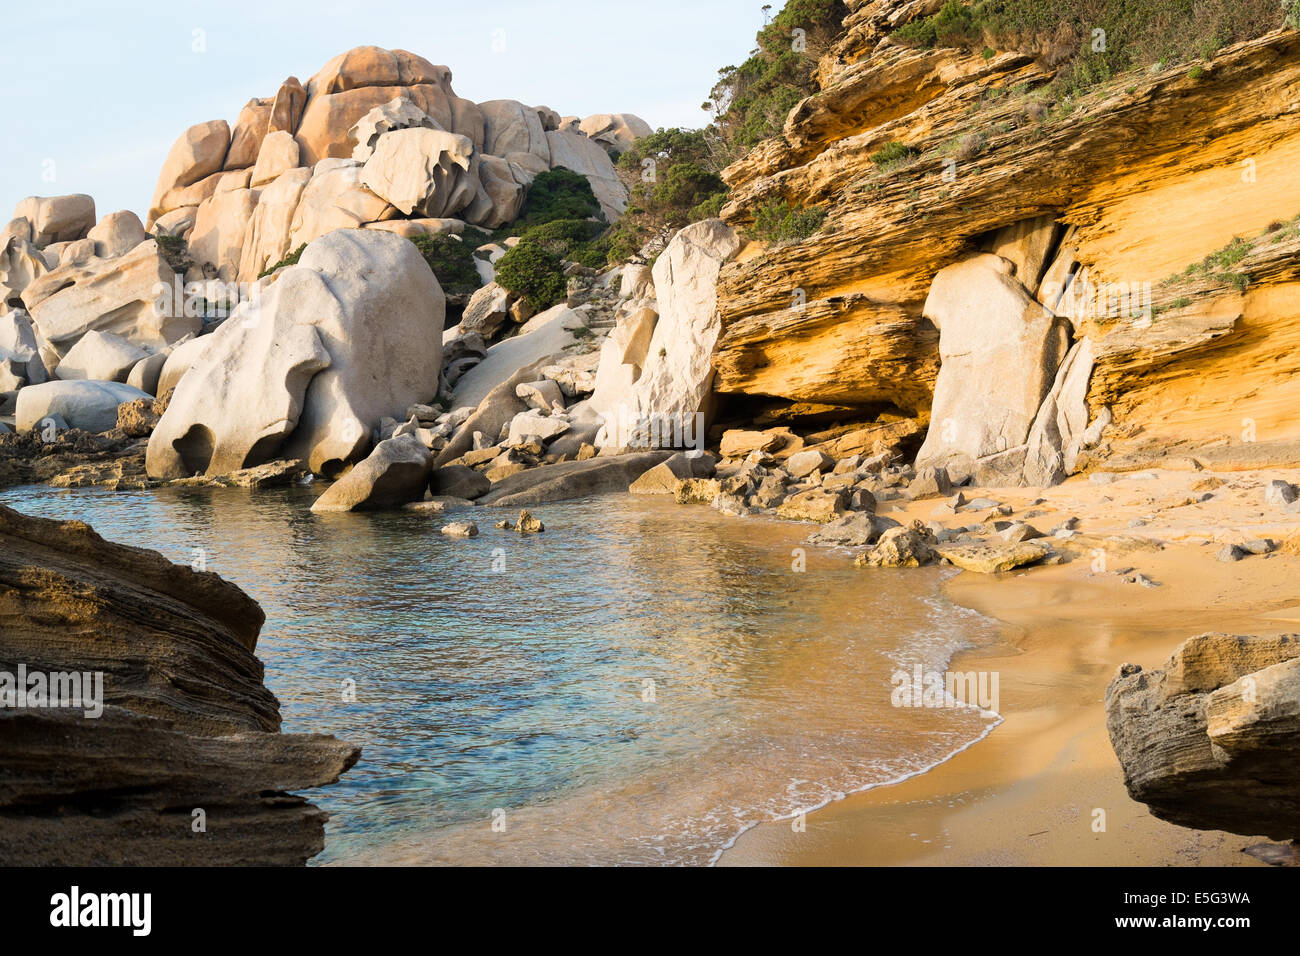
top-left (1264, 480), bottom-right (1298, 507)
top-left (1216, 544), bottom-right (1246, 562)
top-left (441, 521), bottom-right (478, 538)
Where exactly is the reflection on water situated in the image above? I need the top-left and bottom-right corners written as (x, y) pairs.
top-left (2, 484), bottom-right (1000, 865)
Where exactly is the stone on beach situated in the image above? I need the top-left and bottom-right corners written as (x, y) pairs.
top-left (428, 463), bottom-right (491, 500)
top-left (478, 451), bottom-right (672, 506)
top-left (629, 451), bottom-right (717, 495)
top-left (1107, 633), bottom-right (1300, 841)
top-left (53, 330), bottom-right (149, 383)
top-left (936, 540), bottom-right (1050, 573)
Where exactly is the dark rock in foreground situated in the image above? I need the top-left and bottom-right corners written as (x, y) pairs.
top-left (0, 504), bottom-right (359, 865)
top-left (1106, 632), bottom-right (1300, 842)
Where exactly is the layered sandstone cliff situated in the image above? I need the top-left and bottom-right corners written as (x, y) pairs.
top-left (715, 1), bottom-right (1300, 483)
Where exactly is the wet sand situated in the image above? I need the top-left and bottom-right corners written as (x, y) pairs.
top-left (718, 467), bottom-right (1300, 866)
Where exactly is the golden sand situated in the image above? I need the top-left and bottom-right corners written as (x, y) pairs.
top-left (718, 466), bottom-right (1300, 866)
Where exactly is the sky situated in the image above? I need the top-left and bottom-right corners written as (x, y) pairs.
top-left (0, 0), bottom-right (766, 223)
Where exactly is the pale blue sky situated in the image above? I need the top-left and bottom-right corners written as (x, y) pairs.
top-left (1, 0), bottom-right (765, 223)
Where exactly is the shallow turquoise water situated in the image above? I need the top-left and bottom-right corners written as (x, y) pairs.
top-left (1, 484), bottom-right (1000, 865)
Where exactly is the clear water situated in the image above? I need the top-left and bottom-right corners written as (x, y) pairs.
top-left (1, 484), bottom-right (1002, 865)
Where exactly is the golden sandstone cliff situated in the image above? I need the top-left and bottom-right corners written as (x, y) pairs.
top-left (715, 0), bottom-right (1300, 483)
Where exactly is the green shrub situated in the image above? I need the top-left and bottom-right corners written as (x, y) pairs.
top-left (258, 243), bottom-right (306, 278)
top-left (605, 128), bottom-right (730, 264)
top-left (749, 200), bottom-right (826, 244)
top-left (870, 141), bottom-right (920, 169)
top-left (518, 218), bottom-right (611, 270)
top-left (1288, 0), bottom-right (1300, 29)
top-left (495, 242), bottom-right (568, 312)
top-left (516, 168), bottom-right (602, 227)
top-left (689, 192), bottom-right (729, 222)
top-left (408, 233), bottom-right (481, 297)
top-left (707, 0), bottom-right (848, 161)
top-left (154, 233), bottom-right (192, 275)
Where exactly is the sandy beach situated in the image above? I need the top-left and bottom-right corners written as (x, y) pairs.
top-left (718, 465), bottom-right (1300, 866)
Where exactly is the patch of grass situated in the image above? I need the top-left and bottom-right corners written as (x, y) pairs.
top-left (1188, 65), bottom-right (1206, 80)
top-left (1163, 236), bottom-right (1255, 292)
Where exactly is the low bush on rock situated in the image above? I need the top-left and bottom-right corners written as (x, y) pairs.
top-left (748, 200), bottom-right (826, 244)
top-left (154, 234), bottom-right (192, 275)
top-left (409, 233), bottom-right (480, 297)
top-left (258, 243), bottom-right (306, 278)
top-left (515, 168), bottom-right (603, 228)
top-left (494, 242), bottom-right (567, 312)
top-left (893, 0), bottom-right (1290, 98)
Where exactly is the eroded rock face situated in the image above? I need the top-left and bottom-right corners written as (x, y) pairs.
top-left (594, 220), bottom-right (740, 448)
top-left (24, 240), bottom-right (195, 360)
top-left (714, 19), bottom-right (1300, 474)
top-left (0, 504), bottom-right (358, 865)
top-left (349, 96), bottom-right (442, 162)
top-left (294, 47), bottom-right (482, 167)
top-left (1107, 633), bottom-right (1300, 841)
top-left (915, 254), bottom-right (1069, 471)
top-left (147, 229), bottom-right (444, 479)
top-left (360, 127), bottom-right (478, 218)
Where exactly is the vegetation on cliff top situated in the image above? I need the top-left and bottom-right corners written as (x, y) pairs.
top-left (593, 1), bottom-right (840, 263)
top-left (706, 0), bottom-right (848, 160)
top-left (894, 0), bottom-right (1293, 97)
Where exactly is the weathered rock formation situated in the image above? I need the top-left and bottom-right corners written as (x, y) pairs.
top-left (714, 3), bottom-right (1300, 483)
top-left (1107, 633), bottom-right (1300, 841)
top-left (0, 504), bottom-right (358, 864)
top-left (139, 46), bottom-right (646, 282)
top-left (592, 219), bottom-right (740, 447)
top-left (147, 229), bottom-right (444, 478)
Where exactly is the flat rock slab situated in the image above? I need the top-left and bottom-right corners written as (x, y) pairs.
top-left (936, 540), bottom-right (1050, 573)
top-left (478, 451), bottom-right (672, 506)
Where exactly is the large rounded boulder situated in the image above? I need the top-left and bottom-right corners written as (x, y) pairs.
top-left (146, 229), bottom-right (444, 479)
